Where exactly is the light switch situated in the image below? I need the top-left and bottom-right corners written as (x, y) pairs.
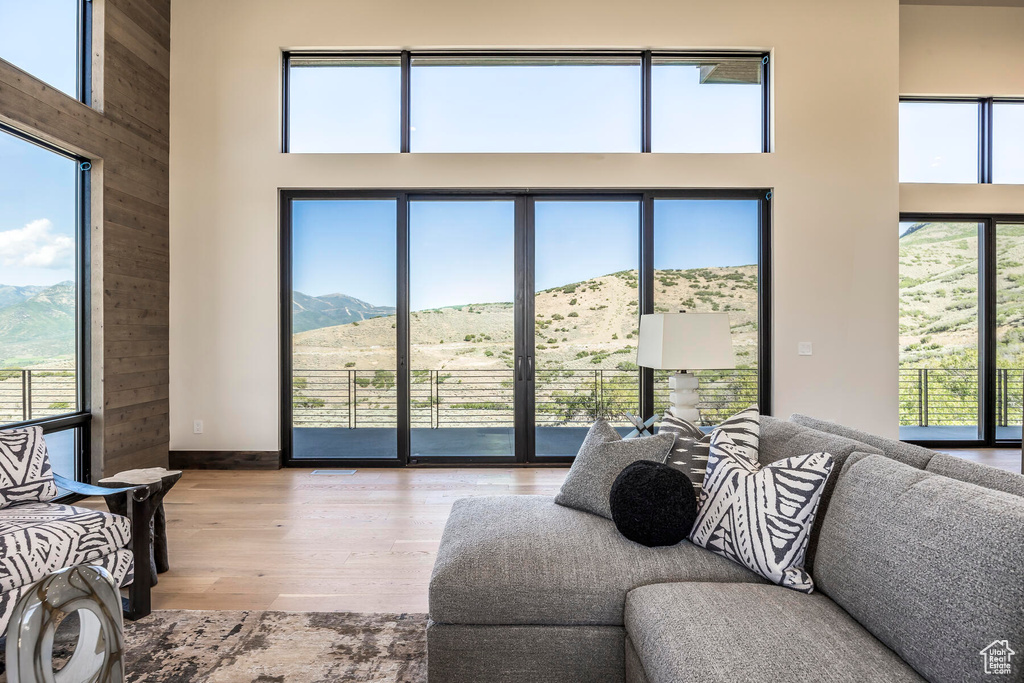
top-left (798, 342), bottom-right (813, 356)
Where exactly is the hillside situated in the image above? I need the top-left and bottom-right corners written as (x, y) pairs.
top-left (899, 222), bottom-right (1024, 368)
top-left (0, 281), bottom-right (76, 368)
top-left (0, 284), bottom-right (46, 309)
top-left (292, 291), bottom-right (395, 333)
top-left (293, 266), bottom-right (759, 372)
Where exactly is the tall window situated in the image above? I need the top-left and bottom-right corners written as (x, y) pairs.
top-left (899, 98), bottom-right (1024, 185)
top-left (0, 0), bottom-right (90, 101)
top-left (899, 215), bottom-right (1024, 446)
top-left (0, 126), bottom-right (89, 481)
top-left (284, 51), bottom-right (769, 153)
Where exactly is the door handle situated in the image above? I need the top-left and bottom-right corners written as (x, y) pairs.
top-left (517, 355), bottom-right (524, 381)
top-left (527, 356), bottom-right (534, 381)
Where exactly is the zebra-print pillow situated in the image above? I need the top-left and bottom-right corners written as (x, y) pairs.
top-left (689, 429), bottom-right (834, 593)
top-left (0, 426), bottom-right (58, 509)
top-left (659, 406), bottom-right (760, 491)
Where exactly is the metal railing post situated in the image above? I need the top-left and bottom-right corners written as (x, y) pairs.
top-left (348, 370), bottom-right (355, 430)
top-left (922, 368), bottom-right (929, 427)
top-left (921, 370), bottom-right (929, 423)
top-left (22, 370), bottom-right (31, 421)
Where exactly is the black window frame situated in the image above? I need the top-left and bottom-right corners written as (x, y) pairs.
top-left (899, 211), bottom-right (1024, 449)
top-left (282, 50), bottom-right (771, 154)
top-left (280, 188), bottom-right (772, 468)
top-left (899, 97), bottom-right (1024, 185)
top-left (0, 123), bottom-right (92, 485)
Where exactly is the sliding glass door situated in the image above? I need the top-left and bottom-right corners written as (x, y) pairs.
top-left (532, 200), bottom-right (641, 457)
top-left (283, 190), bottom-right (771, 465)
top-left (409, 200), bottom-right (517, 459)
top-left (288, 199), bottom-right (400, 460)
top-left (898, 214), bottom-right (1024, 446)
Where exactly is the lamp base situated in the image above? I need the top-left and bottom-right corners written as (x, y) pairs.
top-left (667, 371), bottom-right (700, 424)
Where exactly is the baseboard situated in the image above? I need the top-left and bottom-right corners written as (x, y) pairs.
top-left (169, 450), bottom-right (282, 470)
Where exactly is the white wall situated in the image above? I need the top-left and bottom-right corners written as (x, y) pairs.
top-left (169, 0), bottom-right (901, 451)
top-left (900, 4), bottom-right (1024, 214)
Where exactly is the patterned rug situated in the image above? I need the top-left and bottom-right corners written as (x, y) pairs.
top-left (1, 610), bottom-right (428, 682)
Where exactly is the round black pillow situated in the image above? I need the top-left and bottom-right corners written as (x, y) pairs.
top-left (609, 460), bottom-right (697, 547)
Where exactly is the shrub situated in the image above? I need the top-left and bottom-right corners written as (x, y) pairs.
top-left (567, 312), bottom-right (579, 318)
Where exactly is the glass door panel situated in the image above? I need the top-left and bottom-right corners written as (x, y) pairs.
top-left (996, 223), bottom-right (1024, 441)
top-left (533, 200), bottom-right (641, 457)
top-left (290, 199), bottom-right (399, 459)
top-left (898, 221), bottom-right (981, 441)
top-left (409, 200), bottom-right (517, 458)
top-left (652, 200), bottom-right (761, 425)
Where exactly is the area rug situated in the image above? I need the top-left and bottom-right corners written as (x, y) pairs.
top-left (1, 610), bottom-right (428, 682)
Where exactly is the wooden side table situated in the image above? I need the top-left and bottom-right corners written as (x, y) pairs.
top-left (98, 467), bottom-right (182, 586)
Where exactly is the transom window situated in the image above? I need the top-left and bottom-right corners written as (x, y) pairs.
top-left (284, 51), bottom-right (769, 154)
top-left (899, 98), bottom-right (1024, 185)
top-left (0, 0), bottom-right (91, 101)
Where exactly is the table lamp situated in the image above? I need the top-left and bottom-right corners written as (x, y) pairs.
top-left (636, 312), bottom-right (735, 424)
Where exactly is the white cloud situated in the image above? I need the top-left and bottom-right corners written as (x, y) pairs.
top-left (0, 219), bottom-right (75, 269)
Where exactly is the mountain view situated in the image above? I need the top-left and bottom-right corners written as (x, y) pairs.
top-left (0, 281), bottom-right (76, 368)
top-left (293, 291), bottom-right (395, 334)
top-left (292, 265), bottom-right (759, 373)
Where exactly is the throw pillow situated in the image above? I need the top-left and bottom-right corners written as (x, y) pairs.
top-left (0, 426), bottom-right (58, 508)
top-left (555, 420), bottom-right (676, 519)
top-left (689, 429), bottom-right (834, 593)
top-left (660, 405), bottom-right (760, 492)
top-left (609, 460), bottom-right (697, 547)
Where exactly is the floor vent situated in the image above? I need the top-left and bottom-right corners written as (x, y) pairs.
top-left (311, 469), bottom-right (357, 475)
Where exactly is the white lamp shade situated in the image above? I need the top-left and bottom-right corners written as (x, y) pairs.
top-left (636, 313), bottom-right (736, 371)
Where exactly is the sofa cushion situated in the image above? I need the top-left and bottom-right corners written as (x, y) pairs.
top-left (924, 451), bottom-right (1024, 497)
top-left (759, 416), bottom-right (883, 571)
top-left (0, 426), bottom-right (58, 509)
top-left (624, 582), bottom-right (923, 683)
top-left (556, 421), bottom-right (676, 519)
top-left (430, 495), bottom-right (765, 626)
top-left (0, 502), bottom-right (131, 593)
top-left (788, 413), bottom-right (935, 469)
top-left (815, 453), bottom-right (1024, 683)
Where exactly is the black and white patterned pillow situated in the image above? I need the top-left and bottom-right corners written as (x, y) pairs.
top-left (0, 426), bottom-right (58, 509)
top-left (689, 429), bottom-right (834, 593)
top-left (659, 406), bottom-right (760, 491)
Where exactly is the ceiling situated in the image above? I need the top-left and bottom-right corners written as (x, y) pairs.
top-left (901, 0), bottom-right (1024, 6)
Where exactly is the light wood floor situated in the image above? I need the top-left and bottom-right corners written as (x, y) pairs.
top-left (135, 448), bottom-right (1018, 613)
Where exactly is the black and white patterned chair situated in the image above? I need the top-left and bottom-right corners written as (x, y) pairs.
top-left (0, 426), bottom-right (155, 637)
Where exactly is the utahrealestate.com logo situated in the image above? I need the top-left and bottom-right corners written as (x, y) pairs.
top-left (980, 640), bottom-right (1016, 675)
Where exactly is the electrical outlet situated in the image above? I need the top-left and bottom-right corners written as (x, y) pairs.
top-left (193, 419), bottom-right (204, 434)
top-left (798, 342), bottom-right (813, 356)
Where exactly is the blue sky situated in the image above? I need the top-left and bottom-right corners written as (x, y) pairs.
top-left (0, 132), bottom-right (78, 288)
top-left (0, 0), bottom-right (79, 97)
top-left (292, 199), bottom-right (759, 310)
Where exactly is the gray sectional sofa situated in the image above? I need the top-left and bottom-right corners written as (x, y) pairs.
top-left (427, 414), bottom-right (1024, 682)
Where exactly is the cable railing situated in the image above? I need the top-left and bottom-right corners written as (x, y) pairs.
top-left (898, 367), bottom-right (1023, 427)
top-left (291, 367), bottom-right (761, 429)
top-left (0, 370), bottom-right (78, 425)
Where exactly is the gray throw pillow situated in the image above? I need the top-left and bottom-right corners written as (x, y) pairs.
top-left (555, 420), bottom-right (676, 519)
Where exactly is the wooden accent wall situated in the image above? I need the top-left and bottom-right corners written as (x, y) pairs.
top-left (0, 0), bottom-right (170, 478)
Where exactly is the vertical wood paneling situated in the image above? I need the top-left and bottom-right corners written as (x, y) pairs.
top-left (0, 0), bottom-right (171, 477)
